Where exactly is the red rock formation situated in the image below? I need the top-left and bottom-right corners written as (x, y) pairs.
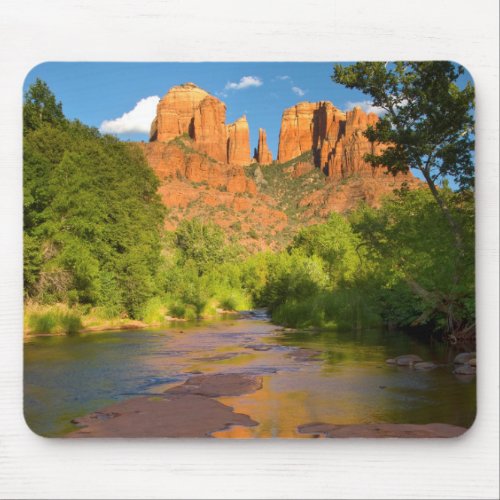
top-left (150, 82), bottom-right (251, 166)
top-left (325, 107), bottom-right (385, 180)
top-left (136, 140), bottom-right (255, 194)
top-left (291, 162), bottom-right (315, 178)
top-left (254, 128), bottom-right (273, 165)
top-left (227, 116), bottom-right (251, 166)
top-left (150, 83), bottom-right (209, 142)
top-left (277, 102), bottom-right (395, 180)
top-left (192, 95), bottom-right (228, 163)
top-left (278, 102), bottom-right (319, 161)
top-left (140, 85), bottom-right (422, 252)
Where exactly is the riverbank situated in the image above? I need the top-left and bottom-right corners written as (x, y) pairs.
top-left (23, 302), bottom-right (241, 338)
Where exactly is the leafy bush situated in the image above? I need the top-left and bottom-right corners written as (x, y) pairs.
top-left (28, 311), bottom-right (59, 334)
top-left (219, 296), bottom-right (238, 311)
top-left (140, 296), bottom-right (166, 324)
top-left (169, 302), bottom-right (186, 319)
top-left (58, 312), bottom-right (83, 335)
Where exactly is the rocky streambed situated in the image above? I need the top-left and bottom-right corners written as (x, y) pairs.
top-left (24, 317), bottom-right (476, 438)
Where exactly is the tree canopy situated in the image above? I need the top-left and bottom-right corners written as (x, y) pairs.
top-left (332, 62), bottom-right (474, 192)
top-left (23, 78), bottom-right (66, 133)
top-left (333, 62), bottom-right (475, 339)
top-left (24, 80), bottom-right (165, 318)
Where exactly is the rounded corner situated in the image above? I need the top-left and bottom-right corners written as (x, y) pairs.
top-left (448, 408), bottom-right (478, 440)
top-left (447, 59), bottom-right (475, 89)
top-left (23, 406), bottom-right (52, 439)
top-left (22, 61), bottom-right (53, 93)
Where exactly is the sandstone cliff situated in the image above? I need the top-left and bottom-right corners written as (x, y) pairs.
top-left (150, 83), bottom-right (209, 142)
top-left (150, 83), bottom-right (251, 166)
top-left (278, 101), bottom-right (390, 180)
top-left (139, 83), bottom-right (421, 251)
top-left (227, 116), bottom-right (251, 166)
top-left (254, 128), bottom-right (273, 165)
top-left (192, 95), bottom-right (228, 163)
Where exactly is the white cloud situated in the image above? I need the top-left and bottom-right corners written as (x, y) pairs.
top-left (292, 86), bottom-right (305, 97)
top-left (225, 76), bottom-right (263, 90)
top-left (276, 75), bottom-right (290, 80)
top-left (345, 100), bottom-right (385, 116)
top-left (99, 95), bottom-right (160, 135)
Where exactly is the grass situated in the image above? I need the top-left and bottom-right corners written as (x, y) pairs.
top-left (27, 310), bottom-right (59, 334)
top-left (26, 304), bottom-right (83, 335)
top-left (58, 312), bottom-right (83, 335)
top-left (140, 296), bottom-right (167, 324)
top-left (272, 289), bottom-right (383, 331)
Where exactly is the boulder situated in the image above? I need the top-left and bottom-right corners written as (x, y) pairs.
top-left (453, 363), bottom-right (476, 375)
top-left (392, 354), bottom-right (423, 366)
top-left (454, 352), bottom-right (476, 364)
top-left (413, 361), bottom-right (438, 370)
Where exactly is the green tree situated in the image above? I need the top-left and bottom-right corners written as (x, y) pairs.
top-left (333, 62), bottom-right (475, 339)
top-left (23, 78), bottom-right (66, 133)
top-left (23, 80), bottom-right (165, 317)
top-left (292, 212), bottom-right (361, 285)
top-left (260, 250), bottom-right (328, 312)
top-left (175, 218), bottom-right (226, 275)
top-left (332, 62), bottom-right (474, 252)
top-left (350, 188), bottom-right (475, 339)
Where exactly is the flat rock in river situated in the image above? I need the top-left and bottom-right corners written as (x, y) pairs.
top-left (454, 352), bottom-right (476, 364)
top-left (193, 352), bottom-right (242, 362)
top-left (297, 422), bottom-right (467, 438)
top-left (413, 361), bottom-right (438, 370)
top-left (68, 394), bottom-right (258, 438)
top-left (386, 354), bottom-right (423, 366)
top-left (453, 363), bottom-right (476, 375)
top-left (164, 373), bottom-right (263, 397)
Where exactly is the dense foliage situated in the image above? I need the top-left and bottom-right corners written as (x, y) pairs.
top-left (332, 62), bottom-right (475, 339)
top-left (261, 188), bottom-right (474, 337)
top-left (24, 79), bottom-right (165, 318)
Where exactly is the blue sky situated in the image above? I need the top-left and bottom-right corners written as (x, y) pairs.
top-left (23, 62), bottom-right (394, 156)
top-left (23, 62), bottom-right (473, 165)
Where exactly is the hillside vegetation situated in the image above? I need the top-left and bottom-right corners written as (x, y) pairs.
top-left (23, 77), bottom-right (475, 341)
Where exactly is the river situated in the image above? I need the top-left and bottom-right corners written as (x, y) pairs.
top-left (24, 315), bottom-right (476, 437)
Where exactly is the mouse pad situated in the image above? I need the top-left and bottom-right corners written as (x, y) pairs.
top-left (23, 62), bottom-right (476, 438)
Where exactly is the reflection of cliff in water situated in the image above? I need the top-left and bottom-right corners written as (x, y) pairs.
top-left (24, 318), bottom-right (475, 438)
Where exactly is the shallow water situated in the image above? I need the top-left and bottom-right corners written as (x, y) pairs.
top-left (24, 318), bottom-right (476, 437)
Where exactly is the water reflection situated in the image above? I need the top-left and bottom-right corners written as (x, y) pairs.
top-left (24, 320), bottom-right (476, 437)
